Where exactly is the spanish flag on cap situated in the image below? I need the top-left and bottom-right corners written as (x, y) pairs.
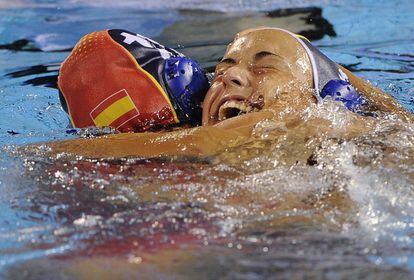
top-left (58, 30), bottom-right (179, 133)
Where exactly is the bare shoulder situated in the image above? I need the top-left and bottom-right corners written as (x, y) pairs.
top-left (340, 66), bottom-right (413, 122)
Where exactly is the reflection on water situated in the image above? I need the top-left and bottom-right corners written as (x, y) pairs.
top-left (1, 0), bottom-right (414, 278)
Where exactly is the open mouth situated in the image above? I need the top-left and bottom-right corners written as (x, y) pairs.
top-left (218, 100), bottom-right (252, 121)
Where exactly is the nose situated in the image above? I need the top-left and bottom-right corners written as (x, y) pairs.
top-left (221, 66), bottom-right (250, 88)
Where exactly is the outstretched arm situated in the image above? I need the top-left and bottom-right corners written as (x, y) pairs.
top-left (37, 126), bottom-right (246, 159)
top-left (29, 111), bottom-right (276, 159)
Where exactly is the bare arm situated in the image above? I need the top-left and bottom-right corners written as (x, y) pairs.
top-left (27, 93), bottom-right (313, 160)
top-left (29, 69), bottom-right (405, 160)
top-left (30, 111), bottom-right (277, 159)
top-left (340, 66), bottom-right (414, 122)
top-left (37, 127), bottom-right (246, 158)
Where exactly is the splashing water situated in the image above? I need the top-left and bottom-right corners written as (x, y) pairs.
top-left (1, 0), bottom-right (414, 278)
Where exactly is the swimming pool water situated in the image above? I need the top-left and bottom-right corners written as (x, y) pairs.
top-left (1, 0), bottom-right (414, 278)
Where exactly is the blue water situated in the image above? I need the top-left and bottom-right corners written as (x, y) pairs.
top-left (1, 0), bottom-right (414, 278)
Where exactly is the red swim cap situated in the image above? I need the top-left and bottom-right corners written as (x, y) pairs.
top-left (58, 30), bottom-right (179, 133)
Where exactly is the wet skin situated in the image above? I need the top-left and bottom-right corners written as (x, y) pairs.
top-left (15, 28), bottom-right (414, 277)
top-left (29, 27), bottom-right (413, 158)
top-left (202, 27), bottom-right (314, 126)
top-left (202, 27), bottom-right (413, 127)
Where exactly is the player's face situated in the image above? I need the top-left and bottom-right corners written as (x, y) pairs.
top-left (202, 28), bottom-right (314, 126)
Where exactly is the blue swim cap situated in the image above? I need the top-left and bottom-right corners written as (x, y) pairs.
top-left (320, 79), bottom-right (365, 111)
top-left (163, 57), bottom-right (209, 125)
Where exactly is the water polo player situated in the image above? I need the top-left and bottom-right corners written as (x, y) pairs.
top-left (202, 27), bottom-right (413, 126)
top-left (43, 27), bottom-right (413, 158)
top-left (58, 29), bottom-right (209, 133)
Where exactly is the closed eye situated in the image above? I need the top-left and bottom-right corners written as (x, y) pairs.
top-left (252, 64), bottom-right (279, 74)
top-left (255, 65), bottom-right (277, 69)
top-left (215, 57), bottom-right (237, 76)
top-left (254, 51), bottom-right (280, 60)
top-left (220, 58), bottom-right (237, 65)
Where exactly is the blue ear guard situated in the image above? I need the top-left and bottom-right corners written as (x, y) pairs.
top-left (320, 79), bottom-right (365, 111)
top-left (163, 57), bottom-right (209, 125)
